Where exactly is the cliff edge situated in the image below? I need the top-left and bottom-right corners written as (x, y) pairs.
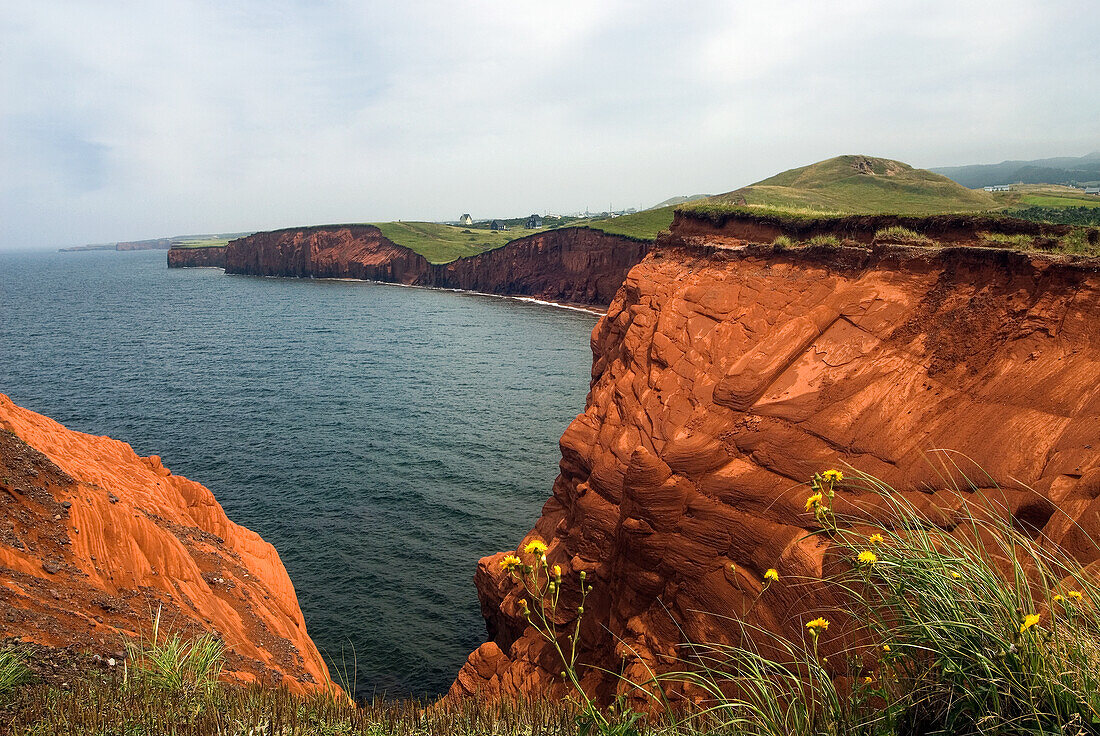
top-left (0, 394), bottom-right (332, 692)
top-left (452, 232), bottom-right (1100, 703)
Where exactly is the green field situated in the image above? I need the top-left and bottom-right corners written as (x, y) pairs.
top-left (581, 206), bottom-right (676, 240)
top-left (1015, 194), bottom-right (1100, 209)
top-left (169, 232), bottom-right (253, 249)
top-left (170, 236), bottom-right (233, 249)
top-left (371, 221), bottom-right (542, 263)
top-left (695, 155), bottom-right (999, 216)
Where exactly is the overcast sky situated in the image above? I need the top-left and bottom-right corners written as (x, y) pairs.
top-left (2, 1), bottom-right (1097, 250)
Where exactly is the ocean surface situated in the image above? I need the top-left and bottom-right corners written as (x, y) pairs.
top-left (0, 249), bottom-right (599, 698)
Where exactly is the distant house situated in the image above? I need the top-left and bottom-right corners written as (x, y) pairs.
top-left (490, 220), bottom-right (508, 231)
top-left (1085, 187), bottom-right (1100, 195)
top-left (525, 214), bottom-right (543, 228)
top-left (459, 214), bottom-right (473, 225)
top-left (983, 185), bottom-right (1011, 192)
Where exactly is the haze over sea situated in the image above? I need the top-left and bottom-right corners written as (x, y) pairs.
top-left (0, 249), bottom-right (597, 698)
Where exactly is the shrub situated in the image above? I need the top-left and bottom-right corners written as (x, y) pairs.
top-left (873, 226), bottom-right (931, 244)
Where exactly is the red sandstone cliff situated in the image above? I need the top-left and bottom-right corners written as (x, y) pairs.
top-left (219, 226), bottom-right (649, 307)
top-left (168, 246), bottom-right (227, 268)
top-left (0, 394), bottom-right (333, 693)
top-left (451, 232), bottom-right (1100, 703)
top-left (433, 228), bottom-right (649, 307)
top-left (224, 226), bottom-right (434, 283)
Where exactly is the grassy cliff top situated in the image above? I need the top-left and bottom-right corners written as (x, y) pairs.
top-left (579, 206), bottom-right (676, 241)
top-left (371, 209), bottom-right (676, 263)
top-left (370, 222), bottom-right (542, 263)
top-left (694, 155), bottom-right (999, 216)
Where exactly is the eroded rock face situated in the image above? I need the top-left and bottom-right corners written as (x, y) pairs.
top-left (221, 226), bottom-right (649, 307)
top-left (168, 247), bottom-right (227, 268)
top-left (433, 228), bottom-right (650, 307)
top-left (225, 226), bottom-right (434, 284)
top-left (451, 237), bottom-right (1100, 703)
top-left (0, 394), bottom-right (333, 693)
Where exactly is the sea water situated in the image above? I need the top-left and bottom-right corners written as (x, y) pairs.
top-left (0, 249), bottom-right (598, 698)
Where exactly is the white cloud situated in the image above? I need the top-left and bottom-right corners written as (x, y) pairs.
top-left (1, 0), bottom-right (1097, 249)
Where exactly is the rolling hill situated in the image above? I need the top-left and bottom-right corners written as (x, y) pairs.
top-left (695, 155), bottom-right (999, 216)
top-left (932, 152), bottom-right (1100, 189)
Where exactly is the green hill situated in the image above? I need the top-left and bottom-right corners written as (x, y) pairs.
top-left (696, 155), bottom-right (999, 216)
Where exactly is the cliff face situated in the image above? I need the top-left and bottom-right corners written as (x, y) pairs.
top-left (168, 246), bottom-right (227, 268)
top-left (0, 394), bottom-right (332, 692)
top-left (220, 226), bottom-right (650, 307)
top-left (433, 228), bottom-right (650, 306)
top-left (224, 226), bottom-right (434, 283)
top-left (451, 235), bottom-right (1100, 702)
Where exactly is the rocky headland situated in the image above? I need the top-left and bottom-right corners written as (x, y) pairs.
top-left (167, 246), bottom-right (227, 268)
top-left (170, 225), bottom-right (650, 308)
top-left (0, 394), bottom-right (332, 693)
top-left (450, 213), bottom-right (1100, 703)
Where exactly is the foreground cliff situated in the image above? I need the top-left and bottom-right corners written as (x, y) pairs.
top-left (452, 230), bottom-right (1100, 702)
top-left (216, 225), bottom-right (649, 307)
top-left (0, 394), bottom-right (332, 692)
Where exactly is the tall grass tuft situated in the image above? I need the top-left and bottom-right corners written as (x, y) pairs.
top-left (980, 231), bottom-right (1035, 249)
top-left (873, 226), bottom-right (932, 245)
top-left (123, 606), bottom-right (224, 701)
top-left (0, 647), bottom-right (32, 695)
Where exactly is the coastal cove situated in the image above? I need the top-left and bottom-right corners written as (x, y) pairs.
top-left (0, 249), bottom-right (598, 698)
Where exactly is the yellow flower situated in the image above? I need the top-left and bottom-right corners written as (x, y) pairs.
top-left (805, 492), bottom-right (823, 511)
top-left (1020, 613), bottom-right (1041, 633)
top-left (864, 676), bottom-right (874, 684)
top-left (868, 533), bottom-right (884, 544)
top-left (857, 550), bottom-right (877, 565)
top-left (882, 645), bottom-right (890, 652)
top-left (823, 469), bottom-right (843, 483)
top-left (806, 617), bottom-right (829, 632)
top-left (500, 554), bottom-right (522, 572)
top-left (553, 564), bottom-right (562, 579)
top-left (951, 572), bottom-right (961, 579)
top-left (1067, 590), bottom-right (1084, 600)
top-left (764, 568), bottom-right (779, 583)
top-left (524, 540), bottom-right (548, 556)
top-left (1053, 594), bottom-right (1064, 603)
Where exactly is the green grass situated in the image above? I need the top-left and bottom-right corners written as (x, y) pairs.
top-left (170, 236), bottom-right (233, 249)
top-left (1018, 194), bottom-right (1100, 209)
top-left (698, 155), bottom-right (999, 216)
top-left (4, 681), bottom-right (581, 736)
top-left (980, 232), bottom-right (1036, 249)
top-left (371, 221), bottom-right (541, 264)
top-left (873, 226), bottom-right (932, 244)
top-left (581, 206), bottom-right (677, 241)
top-left (0, 648), bottom-right (31, 695)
